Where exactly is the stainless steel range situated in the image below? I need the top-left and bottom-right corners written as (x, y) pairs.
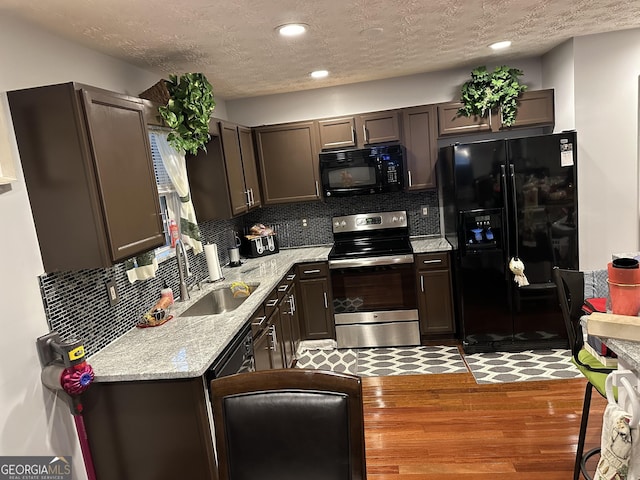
top-left (328, 210), bottom-right (420, 348)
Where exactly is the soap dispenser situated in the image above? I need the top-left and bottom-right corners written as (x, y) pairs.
top-left (161, 281), bottom-right (174, 305)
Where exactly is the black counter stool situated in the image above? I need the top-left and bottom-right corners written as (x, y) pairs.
top-left (553, 267), bottom-right (617, 480)
top-left (210, 369), bottom-right (367, 480)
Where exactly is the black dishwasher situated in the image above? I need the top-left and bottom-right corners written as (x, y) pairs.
top-left (206, 323), bottom-right (254, 381)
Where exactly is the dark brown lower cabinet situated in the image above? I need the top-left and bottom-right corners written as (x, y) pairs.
top-left (253, 328), bottom-right (272, 371)
top-left (82, 377), bottom-right (216, 480)
top-left (277, 268), bottom-right (301, 367)
top-left (416, 253), bottom-right (456, 336)
top-left (268, 306), bottom-right (286, 369)
top-left (296, 262), bottom-right (335, 340)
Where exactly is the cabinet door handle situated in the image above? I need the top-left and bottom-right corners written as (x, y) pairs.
top-left (249, 188), bottom-right (254, 206)
top-left (266, 299), bottom-right (278, 307)
top-left (244, 189), bottom-right (251, 206)
top-left (423, 259), bottom-right (442, 264)
top-left (303, 269), bottom-right (320, 275)
top-left (278, 285), bottom-right (288, 292)
top-left (252, 315), bottom-right (267, 328)
top-left (363, 125), bottom-right (368, 144)
top-left (315, 181), bottom-right (319, 197)
top-left (270, 325), bottom-right (278, 351)
top-left (290, 293), bottom-right (296, 314)
top-left (323, 292), bottom-right (328, 309)
top-left (408, 170), bottom-right (413, 187)
top-left (286, 274), bottom-right (296, 281)
top-left (420, 275), bottom-right (424, 293)
top-left (350, 126), bottom-right (355, 145)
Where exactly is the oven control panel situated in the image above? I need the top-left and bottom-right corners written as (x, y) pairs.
top-left (332, 210), bottom-right (407, 233)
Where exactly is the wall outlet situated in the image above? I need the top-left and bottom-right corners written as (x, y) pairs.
top-left (106, 279), bottom-right (119, 306)
top-left (421, 206), bottom-right (429, 216)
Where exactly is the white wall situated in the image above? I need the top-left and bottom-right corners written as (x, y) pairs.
top-left (0, 16), bottom-right (163, 480)
top-left (226, 58), bottom-right (542, 126)
top-left (542, 39), bottom-right (576, 132)
top-left (573, 29), bottom-right (640, 269)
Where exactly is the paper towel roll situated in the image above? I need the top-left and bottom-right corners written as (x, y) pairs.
top-left (205, 243), bottom-right (223, 281)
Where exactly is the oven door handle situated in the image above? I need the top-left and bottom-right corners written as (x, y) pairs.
top-left (328, 254), bottom-right (414, 269)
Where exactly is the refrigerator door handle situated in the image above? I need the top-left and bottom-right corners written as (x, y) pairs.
top-left (509, 164), bottom-right (519, 258)
top-left (500, 164), bottom-right (511, 262)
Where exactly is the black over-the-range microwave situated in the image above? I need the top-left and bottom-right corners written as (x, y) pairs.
top-left (318, 145), bottom-right (405, 197)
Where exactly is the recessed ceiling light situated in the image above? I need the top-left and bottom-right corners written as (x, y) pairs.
top-left (310, 70), bottom-right (329, 79)
top-left (277, 23), bottom-right (308, 37)
top-left (490, 40), bottom-right (512, 50)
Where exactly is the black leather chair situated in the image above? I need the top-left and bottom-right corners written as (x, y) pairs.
top-left (210, 369), bottom-right (367, 480)
top-left (553, 267), bottom-right (616, 480)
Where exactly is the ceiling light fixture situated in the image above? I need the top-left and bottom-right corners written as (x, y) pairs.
top-left (490, 40), bottom-right (512, 51)
top-left (277, 23), bottom-right (308, 37)
top-left (310, 70), bottom-right (329, 79)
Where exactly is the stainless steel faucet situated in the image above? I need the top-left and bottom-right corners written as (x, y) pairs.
top-left (175, 239), bottom-right (192, 302)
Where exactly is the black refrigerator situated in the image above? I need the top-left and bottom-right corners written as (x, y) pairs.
top-left (438, 131), bottom-right (578, 353)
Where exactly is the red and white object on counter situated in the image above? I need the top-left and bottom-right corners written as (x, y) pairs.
top-left (169, 219), bottom-right (179, 247)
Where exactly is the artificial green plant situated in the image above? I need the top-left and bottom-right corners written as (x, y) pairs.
top-left (458, 65), bottom-right (527, 127)
top-left (158, 73), bottom-right (216, 155)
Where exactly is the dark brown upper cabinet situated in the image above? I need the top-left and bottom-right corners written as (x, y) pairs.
top-left (402, 105), bottom-right (438, 190)
top-left (187, 120), bottom-right (261, 221)
top-left (356, 110), bottom-right (401, 145)
top-left (318, 116), bottom-right (357, 150)
top-left (253, 121), bottom-right (321, 205)
top-left (318, 110), bottom-right (401, 150)
top-left (506, 89), bottom-right (554, 129)
top-left (437, 89), bottom-right (555, 137)
top-left (437, 102), bottom-right (493, 137)
top-left (8, 82), bottom-right (164, 272)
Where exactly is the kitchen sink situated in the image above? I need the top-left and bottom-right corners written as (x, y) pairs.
top-left (179, 283), bottom-right (258, 317)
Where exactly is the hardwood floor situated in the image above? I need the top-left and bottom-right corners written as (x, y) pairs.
top-left (361, 372), bottom-right (606, 479)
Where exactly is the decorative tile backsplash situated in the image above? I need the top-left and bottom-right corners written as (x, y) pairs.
top-left (40, 191), bottom-right (440, 357)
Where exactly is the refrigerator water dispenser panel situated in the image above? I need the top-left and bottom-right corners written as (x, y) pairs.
top-left (460, 209), bottom-right (503, 251)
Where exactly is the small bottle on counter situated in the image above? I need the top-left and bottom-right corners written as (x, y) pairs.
top-left (161, 281), bottom-right (174, 305)
top-left (169, 219), bottom-right (179, 247)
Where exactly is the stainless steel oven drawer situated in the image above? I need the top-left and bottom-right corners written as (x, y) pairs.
top-left (334, 309), bottom-right (419, 325)
top-left (335, 320), bottom-right (420, 349)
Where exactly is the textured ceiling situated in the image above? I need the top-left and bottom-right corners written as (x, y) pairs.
top-left (3, 0), bottom-right (640, 100)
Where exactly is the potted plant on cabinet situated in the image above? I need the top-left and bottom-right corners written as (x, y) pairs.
top-left (140, 73), bottom-right (216, 154)
top-left (458, 65), bottom-right (527, 127)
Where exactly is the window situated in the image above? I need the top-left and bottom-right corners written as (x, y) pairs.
top-left (149, 129), bottom-right (181, 262)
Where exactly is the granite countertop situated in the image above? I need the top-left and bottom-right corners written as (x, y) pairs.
top-left (410, 236), bottom-right (452, 253)
top-left (89, 238), bottom-right (452, 383)
top-left (602, 338), bottom-right (640, 373)
top-left (89, 246), bottom-right (331, 382)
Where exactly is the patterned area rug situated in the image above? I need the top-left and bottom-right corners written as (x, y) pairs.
top-left (296, 346), bottom-right (468, 377)
top-left (464, 349), bottom-right (583, 384)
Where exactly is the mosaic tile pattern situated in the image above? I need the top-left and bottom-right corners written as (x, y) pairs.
top-left (464, 349), bottom-right (583, 384)
top-left (296, 346), bottom-right (468, 377)
top-left (40, 216), bottom-right (243, 357)
top-left (243, 190), bottom-right (440, 248)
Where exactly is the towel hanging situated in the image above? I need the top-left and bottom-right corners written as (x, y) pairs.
top-left (598, 371), bottom-right (640, 479)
